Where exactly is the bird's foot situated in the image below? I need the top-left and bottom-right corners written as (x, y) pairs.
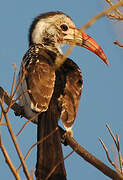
top-left (61, 132), bottom-right (68, 146)
top-left (61, 129), bottom-right (73, 146)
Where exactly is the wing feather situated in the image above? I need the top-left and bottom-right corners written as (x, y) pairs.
top-left (17, 45), bottom-right (56, 121)
top-left (60, 59), bottom-right (83, 129)
top-left (27, 60), bottom-right (55, 112)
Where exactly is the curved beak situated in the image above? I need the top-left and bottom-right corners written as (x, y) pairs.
top-left (64, 28), bottom-right (109, 66)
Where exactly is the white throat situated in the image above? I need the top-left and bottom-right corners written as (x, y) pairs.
top-left (32, 20), bottom-right (63, 54)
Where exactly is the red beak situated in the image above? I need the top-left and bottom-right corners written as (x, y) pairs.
top-left (64, 28), bottom-right (109, 66)
top-left (81, 32), bottom-right (109, 66)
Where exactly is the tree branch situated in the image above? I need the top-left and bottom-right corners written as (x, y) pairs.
top-left (0, 100), bottom-right (32, 180)
top-left (0, 136), bottom-right (21, 180)
top-left (1, 86), bottom-right (123, 180)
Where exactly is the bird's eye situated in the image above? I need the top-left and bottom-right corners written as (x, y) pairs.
top-left (60, 24), bottom-right (68, 31)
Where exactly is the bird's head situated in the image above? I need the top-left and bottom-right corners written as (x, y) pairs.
top-left (29, 11), bottom-right (109, 65)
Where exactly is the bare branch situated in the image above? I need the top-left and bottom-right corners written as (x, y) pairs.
top-left (99, 124), bottom-right (123, 176)
top-left (0, 100), bottom-right (32, 180)
top-left (106, 124), bottom-right (118, 148)
top-left (0, 136), bottom-right (21, 180)
top-left (114, 41), bottom-right (123, 47)
top-left (60, 127), bottom-right (123, 180)
top-left (99, 138), bottom-right (120, 173)
top-left (15, 89), bottom-right (31, 102)
top-left (10, 63), bottom-right (17, 98)
top-left (106, 124), bottom-right (123, 173)
top-left (16, 112), bottom-right (40, 137)
top-left (106, 0), bottom-right (123, 20)
top-left (45, 150), bottom-right (74, 180)
top-left (1, 85), bottom-right (123, 179)
top-left (105, 0), bottom-right (123, 47)
top-left (99, 138), bottom-right (114, 165)
top-left (0, 86), bottom-right (27, 118)
top-left (17, 127), bottom-right (58, 171)
top-left (80, 1), bottom-right (123, 32)
top-left (12, 62), bottom-right (27, 99)
top-left (0, 123), bottom-right (7, 126)
top-left (111, 144), bottom-right (119, 172)
top-left (116, 135), bottom-right (123, 173)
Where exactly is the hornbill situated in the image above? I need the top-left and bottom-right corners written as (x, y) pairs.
top-left (16, 11), bottom-right (109, 180)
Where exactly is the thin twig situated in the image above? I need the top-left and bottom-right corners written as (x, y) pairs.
top-left (62, 128), bottom-right (123, 180)
top-left (12, 62), bottom-right (26, 99)
top-left (55, 45), bottom-right (74, 70)
top-left (99, 138), bottom-right (121, 173)
top-left (116, 134), bottom-right (123, 173)
top-left (106, 0), bottom-right (122, 15)
top-left (16, 112), bottom-right (40, 137)
top-left (0, 3), bottom-right (123, 179)
top-left (114, 41), bottom-right (123, 47)
top-left (1, 85), bottom-right (123, 179)
top-left (0, 123), bottom-right (7, 126)
top-left (106, 124), bottom-right (123, 172)
top-left (0, 112), bottom-right (4, 124)
top-left (107, 13), bottom-right (123, 20)
top-left (111, 144), bottom-right (119, 173)
top-left (30, 168), bottom-right (35, 180)
top-left (45, 150), bottom-right (74, 180)
top-left (15, 89), bottom-right (31, 102)
top-left (100, 124), bottom-right (123, 174)
top-left (55, 1), bottom-right (123, 69)
top-left (0, 93), bottom-right (4, 124)
top-left (10, 63), bottom-right (17, 98)
top-left (106, 124), bottom-right (118, 149)
top-left (17, 127), bottom-right (58, 171)
top-left (80, 1), bottom-right (123, 32)
top-left (5, 64), bottom-right (20, 113)
top-left (0, 101), bottom-right (32, 180)
top-left (106, 0), bottom-right (123, 20)
top-left (99, 138), bottom-right (114, 165)
top-left (0, 136), bottom-right (21, 180)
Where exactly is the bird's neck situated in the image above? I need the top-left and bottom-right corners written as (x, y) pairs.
top-left (42, 43), bottom-right (63, 55)
top-left (30, 40), bottom-right (63, 56)
top-left (29, 43), bottom-right (64, 70)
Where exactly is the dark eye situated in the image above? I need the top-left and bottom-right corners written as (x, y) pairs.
top-left (60, 24), bottom-right (68, 31)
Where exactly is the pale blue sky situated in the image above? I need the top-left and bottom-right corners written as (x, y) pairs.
top-left (0, 0), bottom-right (123, 180)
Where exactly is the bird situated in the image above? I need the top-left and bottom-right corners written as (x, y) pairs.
top-left (16, 11), bottom-right (109, 180)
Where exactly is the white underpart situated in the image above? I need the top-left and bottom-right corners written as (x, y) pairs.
top-left (16, 69), bottom-right (38, 122)
top-left (32, 21), bottom-right (62, 54)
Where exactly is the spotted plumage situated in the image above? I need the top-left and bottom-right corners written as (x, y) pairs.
top-left (17, 11), bottom-right (108, 179)
top-left (17, 43), bottom-right (82, 133)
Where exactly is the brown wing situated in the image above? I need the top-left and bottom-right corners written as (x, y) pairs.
top-left (25, 45), bottom-right (55, 112)
top-left (60, 59), bottom-right (83, 129)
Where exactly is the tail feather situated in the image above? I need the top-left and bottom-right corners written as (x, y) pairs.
top-left (35, 102), bottom-right (66, 180)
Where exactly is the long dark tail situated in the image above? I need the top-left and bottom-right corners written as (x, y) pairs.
top-left (35, 103), bottom-right (66, 180)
